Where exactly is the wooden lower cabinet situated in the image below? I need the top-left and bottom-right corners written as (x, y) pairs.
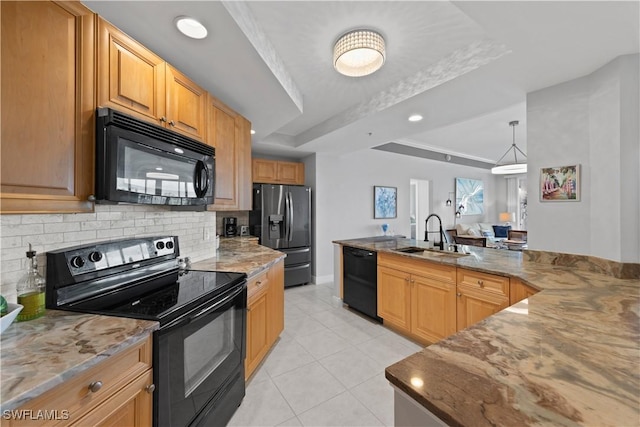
top-left (377, 254), bottom-right (456, 344)
top-left (510, 278), bottom-right (539, 305)
top-left (377, 266), bottom-right (411, 331)
top-left (455, 268), bottom-right (510, 330)
top-left (246, 285), bottom-right (269, 379)
top-left (411, 275), bottom-right (457, 343)
top-left (456, 285), bottom-right (509, 330)
top-left (8, 336), bottom-right (153, 427)
top-left (245, 259), bottom-right (285, 379)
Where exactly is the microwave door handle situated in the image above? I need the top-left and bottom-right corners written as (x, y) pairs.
top-left (193, 160), bottom-right (209, 198)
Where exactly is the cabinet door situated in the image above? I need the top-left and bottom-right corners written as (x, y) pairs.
top-left (1, 1), bottom-right (95, 213)
top-left (97, 18), bottom-right (166, 125)
top-left (72, 370), bottom-right (153, 427)
top-left (456, 286), bottom-right (508, 331)
top-left (277, 161), bottom-right (304, 185)
top-left (208, 102), bottom-right (237, 207)
top-left (377, 266), bottom-right (411, 332)
top-left (411, 275), bottom-right (456, 343)
top-left (510, 279), bottom-right (539, 305)
top-left (166, 65), bottom-right (207, 141)
top-left (252, 159), bottom-right (278, 183)
top-left (245, 289), bottom-right (269, 379)
top-left (268, 260), bottom-right (285, 343)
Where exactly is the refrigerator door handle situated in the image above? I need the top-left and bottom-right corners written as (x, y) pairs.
top-left (284, 191), bottom-right (291, 242)
top-left (288, 192), bottom-right (294, 242)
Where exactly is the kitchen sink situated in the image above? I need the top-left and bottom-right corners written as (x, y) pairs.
top-left (393, 247), bottom-right (469, 258)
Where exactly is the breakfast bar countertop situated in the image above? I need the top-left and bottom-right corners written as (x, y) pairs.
top-left (333, 237), bottom-right (640, 427)
top-left (190, 236), bottom-right (286, 278)
top-left (0, 310), bottom-right (158, 412)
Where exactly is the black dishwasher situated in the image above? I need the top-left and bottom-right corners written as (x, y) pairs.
top-left (343, 246), bottom-right (381, 322)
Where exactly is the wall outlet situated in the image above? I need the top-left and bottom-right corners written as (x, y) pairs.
top-left (203, 228), bottom-right (211, 241)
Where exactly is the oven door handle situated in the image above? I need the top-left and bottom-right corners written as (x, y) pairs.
top-left (188, 285), bottom-right (244, 323)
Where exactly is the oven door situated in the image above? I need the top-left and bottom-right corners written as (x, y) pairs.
top-left (155, 282), bottom-right (246, 427)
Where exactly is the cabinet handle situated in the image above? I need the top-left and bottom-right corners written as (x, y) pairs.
top-left (169, 120), bottom-right (176, 126)
top-left (404, 277), bottom-right (410, 282)
top-left (456, 292), bottom-right (462, 297)
top-left (256, 281), bottom-right (262, 286)
top-left (160, 116), bottom-right (167, 122)
top-left (87, 194), bottom-right (96, 202)
top-left (88, 381), bottom-right (103, 393)
top-left (145, 384), bottom-right (156, 394)
top-left (477, 280), bottom-right (484, 287)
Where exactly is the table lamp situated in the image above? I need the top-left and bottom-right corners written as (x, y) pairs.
top-left (499, 212), bottom-right (516, 226)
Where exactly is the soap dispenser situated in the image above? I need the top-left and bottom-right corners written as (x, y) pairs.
top-left (16, 244), bottom-right (46, 321)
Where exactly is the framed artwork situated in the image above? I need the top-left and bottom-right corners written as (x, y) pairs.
top-left (374, 186), bottom-right (397, 219)
top-left (540, 165), bottom-right (580, 201)
top-left (455, 178), bottom-right (484, 215)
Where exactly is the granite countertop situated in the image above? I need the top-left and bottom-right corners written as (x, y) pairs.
top-left (0, 310), bottom-right (158, 411)
top-left (190, 236), bottom-right (286, 278)
top-left (334, 237), bottom-right (640, 426)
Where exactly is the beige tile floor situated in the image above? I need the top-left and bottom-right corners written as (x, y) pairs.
top-left (228, 282), bottom-right (424, 427)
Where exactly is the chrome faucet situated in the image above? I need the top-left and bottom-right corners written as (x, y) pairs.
top-left (424, 214), bottom-right (445, 250)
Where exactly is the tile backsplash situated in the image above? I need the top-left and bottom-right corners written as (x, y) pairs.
top-left (0, 205), bottom-right (216, 302)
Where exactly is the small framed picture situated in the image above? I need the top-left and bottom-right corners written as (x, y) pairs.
top-left (540, 165), bottom-right (580, 201)
top-left (374, 186), bottom-right (397, 219)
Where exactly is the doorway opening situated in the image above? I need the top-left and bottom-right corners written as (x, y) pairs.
top-left (410, 179), bottom-right (431, 240)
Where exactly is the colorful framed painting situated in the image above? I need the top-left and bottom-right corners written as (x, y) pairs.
top-left (540, 165), bottom-right (580, 201)
top-left (374, 186), bottom-right (397, 219)
top-left (455, 178), bottom-right (484, 215)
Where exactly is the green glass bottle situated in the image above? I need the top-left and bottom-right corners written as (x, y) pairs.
top-left (16, 244), bottom-right (45, 321)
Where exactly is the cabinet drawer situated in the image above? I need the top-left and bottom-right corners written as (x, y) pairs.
top-left (10, 335), bottom-right (152, 427)
top-left (457, 269), bottom-right (510, 298)
top-left (247, 269), bottom-right (269, 300)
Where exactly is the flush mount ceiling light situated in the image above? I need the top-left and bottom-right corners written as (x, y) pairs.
top-left (408, 114), bottom-right (423, 122)
top-left (175, 16), bottom-right (207, 39)
top-left (491, 120), bottom-right (527, 175)
top-left (333, 29), bottom-right (385, 77)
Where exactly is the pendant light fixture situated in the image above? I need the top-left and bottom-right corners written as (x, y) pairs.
top-left (333, 29), bottom-right (385, 77)
top-left (491, 120), bottom-right (527, 175)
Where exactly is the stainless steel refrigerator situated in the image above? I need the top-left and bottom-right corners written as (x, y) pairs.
top-left (249, 184), bottom-right (311, 287)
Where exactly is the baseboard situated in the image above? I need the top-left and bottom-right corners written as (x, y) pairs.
top-left (312, 274), bottom-right (333, 284)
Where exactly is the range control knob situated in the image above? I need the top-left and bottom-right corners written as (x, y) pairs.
top-left (165, 241), bottom-right (174, 250)
top-left (156, 241), bottom-right (165, 250)
top-left (70, 256), bottom-right (85, 269)
top-left (88, 251), bottom-right (103, 263)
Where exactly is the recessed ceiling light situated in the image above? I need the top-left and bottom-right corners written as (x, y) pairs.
top-left (175, 16), bottom-right (207, 39)
top-left (408, 114), bottom-right (423, 122)
top-left (250, 129), bottom-right (256, 135)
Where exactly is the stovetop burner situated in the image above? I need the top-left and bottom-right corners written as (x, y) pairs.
top-left (45, 236), bottom-right (246, 326)
top-left (104, 270), bottom-right (245, 323)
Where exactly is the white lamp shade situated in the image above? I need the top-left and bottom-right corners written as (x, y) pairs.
top-left (499, 212), bottom-right (516, 223)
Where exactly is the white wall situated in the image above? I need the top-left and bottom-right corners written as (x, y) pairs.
top-left (0, 206), bottom-right (217, 302)
top-left (527, 54), bottom-right (639, 262)
top-left (311, 149), bottom-right (504, 278)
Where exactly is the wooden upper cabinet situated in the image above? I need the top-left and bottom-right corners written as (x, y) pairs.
top-left (97, 18), bottom-right (206, 142)
top-left (1, 1), bottom-right (95, 213)
top-left (166, 65), bottom-right (207, 141)
top-left (277, 161), bottom-right (304, 185)
top-left (97, 18), bottom-right (165, 124)
top-left (206, 96), bottom-right (252, 210)
top-left (252, 159), bottom-right (305, 185)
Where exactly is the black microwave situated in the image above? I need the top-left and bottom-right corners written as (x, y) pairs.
top-left (95, 108), bottom-right (215, 206)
